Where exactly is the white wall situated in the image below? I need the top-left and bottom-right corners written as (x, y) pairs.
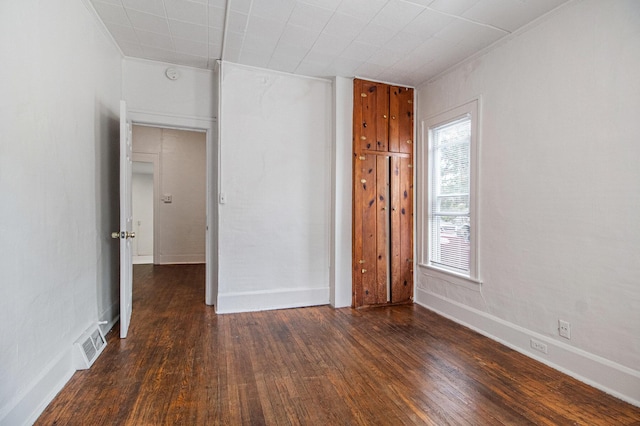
top-left (132, 126), bottom-right (206, 264)
top-left (132, 165), bottom-right (154, 258)
top-left (415, 0), bottom-right (640, 405)
top-left (217, 63), bottom-right (332, 313)
top-left (0, 0), bottom-right (122, 423)
top-left (123, 58), bottom-right (215, 120)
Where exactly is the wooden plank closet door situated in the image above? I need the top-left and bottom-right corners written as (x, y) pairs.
top-left (353, 79), bottom-right (414, 308)
top-left (389, 86), bottom-right (414, 154)
top-left (354, 79), bottom-right (389, 152)
top-left (391, 156), bottom-right (413, 303)
top-left (353, 154), bottom-right (388, 306)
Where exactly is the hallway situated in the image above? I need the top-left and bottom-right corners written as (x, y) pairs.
top-left (36, 265), bottom-right (640, 424)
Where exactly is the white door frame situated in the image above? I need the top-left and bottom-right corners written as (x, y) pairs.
top-left (128, 110), bottom-right (217, 306)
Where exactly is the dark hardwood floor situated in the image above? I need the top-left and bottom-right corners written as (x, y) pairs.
top-left (37, 264), bottom-right (640, 425)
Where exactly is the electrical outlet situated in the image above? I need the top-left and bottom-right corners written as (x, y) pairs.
top-left (530, 339), bottom-right (548, 354)
top-left (558, 320), bottom-right (571, 339)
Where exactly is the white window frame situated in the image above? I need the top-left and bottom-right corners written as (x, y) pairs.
top-left (419, 99), bottom-right (480, 286)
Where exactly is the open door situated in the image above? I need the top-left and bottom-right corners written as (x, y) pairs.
top-left (112, 100), bottom-right (134, 338)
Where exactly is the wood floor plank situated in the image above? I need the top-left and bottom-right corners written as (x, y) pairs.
top-left (35, 264), bottom-right (640, 425)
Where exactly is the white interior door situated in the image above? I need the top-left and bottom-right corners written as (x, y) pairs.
top-left (118, 100), bottom-right (134, 338)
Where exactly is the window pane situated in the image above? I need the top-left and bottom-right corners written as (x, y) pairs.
top-left (429, 215), bottom-right (471, 272)
top-left (438, 142), bottom-right (469, 197)
top-left (429, 115), bottom-right (471, 272)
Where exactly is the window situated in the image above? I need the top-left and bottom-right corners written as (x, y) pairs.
top-left (421, 100), bottom-right (479, 281)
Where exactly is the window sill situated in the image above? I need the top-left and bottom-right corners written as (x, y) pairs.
top-left (418, 264), bottom-right (482, 291)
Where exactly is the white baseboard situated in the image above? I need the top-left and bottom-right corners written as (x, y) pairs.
top-left (133, 255), bottom-right (153, 264)
top-left (216, 286), bottom-right (330, 314)
top-left (0, 349), bottom-right (74, 426)
top-left (157, 254), bottom-right (205, 264)
top-left (98, 302), bottom-right (119, 336)
top-left (415, 287), bottom-right (640, 407)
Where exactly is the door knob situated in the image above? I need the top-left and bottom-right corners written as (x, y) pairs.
top-left (111, 232), bottom-right (121, 239)
top-left (126, 232), bottom-right (136, 239)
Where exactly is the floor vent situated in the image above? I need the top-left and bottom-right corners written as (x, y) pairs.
top-left (73, 325), bottom-right (107, 370)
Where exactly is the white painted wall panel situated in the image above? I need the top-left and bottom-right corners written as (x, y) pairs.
top-left (218, 64), bottom-right (332, 312)
top-left (0, 0), bottom-right (122, 422)
top-left (132, 170), bottom-right (154, 257)
top-left (123, 58), bottom-right (215, 119)
top-left (416, 0), bottom-right (640, 404)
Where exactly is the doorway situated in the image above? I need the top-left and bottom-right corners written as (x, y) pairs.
top-left (132, 159), bottom-right (155, 264)
top-left (131, 125), bottom-right (206, 265)
top-left (126, 110), bottom-right (217, 308)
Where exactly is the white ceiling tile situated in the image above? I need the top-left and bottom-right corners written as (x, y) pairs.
top-left (92, 1), bottom-right (131, 26)
top-left (354, 62), bottom-right (386, 78)
top-left (136, 29), bottom-right (174, 49)
top-left (322, 13), bottom-right (367, 40)
top-left (170, 52), bottom-right (209, 67)
top-left (390, 53), bottom-right (426, 73)
top-left (403, 8), bottom-right (453, 39)
top-left (229, 0), bottom-right (252, 13)
top-left (336, 0), bottom-right (388, 21)
top-left (463, 0), bottom-right (564, 32)
top-left (209, 43), bottom-right (222, 58)
top-left (287, 2), bottom-right (334, 33)
top-left (411, 36), bottom-right (452, 60)
top-left (279, 24), bottom-right (320, 49)
top-left (273, 42), bottom-right (309, 61)
top-left (403, 0), bottom-right (434, 6)
top-left (118, 40), bottom-right (145, 56)
top-left (239, 48), bottom-right (272, 67)
top-left (240, 47), bottom-right (271, 63)
top-left (356, 23), bottom-right (398, 46)
top-left (91, 0), bottom-right (569, 85)
top-left (174, 37), bottom-right (208, 56)
top-left (245, 16), bottom-right (286, 44)
top-left (384, 31), bottom-right (423, 55)
top-left (367, 46), bottom-right (406, 67)
top-left (91, 0), bottom-right (123, 5)
top-left (303, 49), bottom-right (336, 66)
top-left (311, 33), bottom-right (351, 56)
top-left (371, 0), bottom-right (425, 32)
top-left (295, 60), bottom-right (329, 76)
top-left (227, 11), bottom-right (249, 33)
top-left (325, 57), bottom-right (362, 76)
top-left (434, 18), bottom-right (503, 46)
top-left (209, 6), bottom-right (226, 28)
top-left (141, 45), bottom-right (175, 60)
top-left (428, 0), bottom-right (480, 16)
top-left (225, 31), bottom-right (245, 50)
top-left (169, 19), bottom-right (208, 40)
top-left (251, 0), bottom-right (296, 21)
top-left (269, 50), bottom-right (303, 73)
top-left (340, 40), bottom-right (378, 62)
top-left (104, 22), bottom-right (139, 42)
top-left (208, 26), bottom-right (224, 44)
top-left (121, 0), bottom-right (165, 16)
top-left (243, 33), bottom-right (278, 52)
top-left (298, 0), bottom-right (342, 12)
top-left (224, 47), bottom-right (241, 62)
top-left (127, 9), bottom-right (170, 34)
top-left (164, 0), bottom-right (207, 25)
